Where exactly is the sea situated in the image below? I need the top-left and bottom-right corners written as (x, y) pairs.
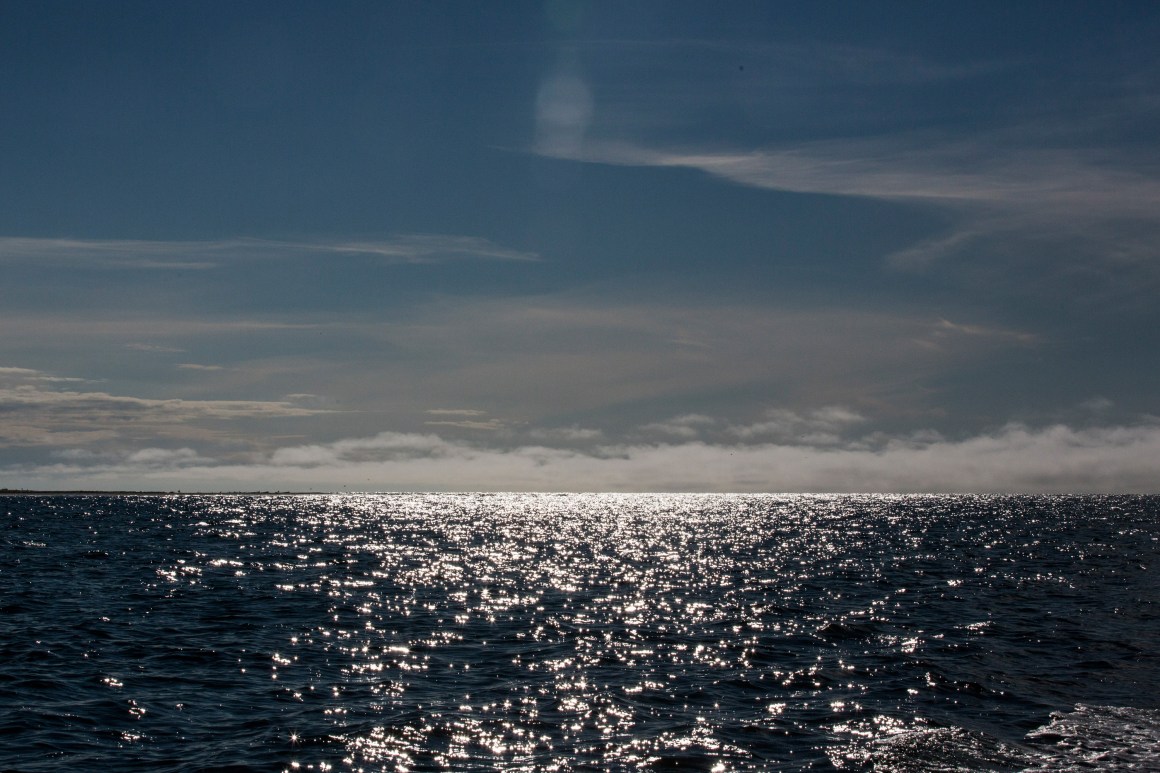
top-left (1, 493), bottom-right (1157, 772)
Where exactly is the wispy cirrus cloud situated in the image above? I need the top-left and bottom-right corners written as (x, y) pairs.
top-left (319, 234), bottom-right (539, 264)
top-left (0, 366), bottom-right (87, 383)
top-left (545, 137), bottom-right (1160, 301)
top-left (566, 137), bottom-right (1160, 209)
top-left (554, 37), bottom-right (1160, 215)
top-left (0, 384), bottom-right (322, 420)
top-left (0, 366), bottom-right (331, 449)
top-left (531, 34), bottom-right (1160, 299)
top-left (0, 233), bottom-right (539, 269)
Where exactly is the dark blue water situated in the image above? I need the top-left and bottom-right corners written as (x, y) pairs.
top-left (1, 494), bottom-right (1158, 771)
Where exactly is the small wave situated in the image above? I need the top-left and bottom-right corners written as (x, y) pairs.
top-left (3, 493), bottom-right (1158, 771)
top-left (1022, 704), bottom-right (1160, 771)
top-left (836, 705), bottom-right (1160, 771)
top-left (838, 723), bottom-right (1028, 771)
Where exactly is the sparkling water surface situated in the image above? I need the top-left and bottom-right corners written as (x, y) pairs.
top-left (2, 493), bottom-right (1158, 771)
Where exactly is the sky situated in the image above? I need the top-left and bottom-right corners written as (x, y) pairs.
top-left (2, 1), bottom-right (1159, 492)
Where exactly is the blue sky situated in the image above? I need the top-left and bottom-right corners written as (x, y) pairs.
top-left (2, 1), bottom-right (1159, 491)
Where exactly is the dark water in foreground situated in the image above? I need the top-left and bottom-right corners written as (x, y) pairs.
top-left (1, 494), bottom-right (1158, 771)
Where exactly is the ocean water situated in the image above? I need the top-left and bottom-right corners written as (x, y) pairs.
top-left (1, 493), bottom-right (1157, 772)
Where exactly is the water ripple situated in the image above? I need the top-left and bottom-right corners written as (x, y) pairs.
top-left (1, 493), bottom-right (1157, 771)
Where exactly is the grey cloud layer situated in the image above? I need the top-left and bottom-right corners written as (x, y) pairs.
top-left (8, 422), bottom-right (1159, 494)
top-left (0, 295), bottom-right (1038, 453)
top-left (1, 329), bottom-right (1153, 492)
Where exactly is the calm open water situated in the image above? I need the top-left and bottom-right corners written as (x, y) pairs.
top-left (1, 493), bottom-right (1158, 771)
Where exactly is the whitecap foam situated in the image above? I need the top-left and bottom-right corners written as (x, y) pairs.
top-left (1022, 704), bottom-right (1160, 771)
top-left (834, 705), bottom-right (1160, 771)
top-left (839, 723), bottom-right (1027, 771)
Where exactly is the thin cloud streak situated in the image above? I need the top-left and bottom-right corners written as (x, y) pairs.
top-left (572, 139), bottom-right (1160, 211)
top-left (541, 136), bottom-right (1160, 294)
top-left (424, 419), bottom-right (506, 431)
top-left (0, 369), bottom-right (332, 448)
top-left (0, 234), bottom-right (539, 268)
top-left (524, 32), bottom-right (1160, 302)
top-left (0, 387), bottom-right (322, 419)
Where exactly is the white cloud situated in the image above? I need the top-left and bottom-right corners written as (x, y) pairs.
top-left (266, 432), bottom-right (453, 467)
top-left (0, 366), bottom-right (88, 383)
top-left (124, 447), bottom-right (211, 467)
top-left (527, 426), bottom-right (604, 442)
top-left (0, 366), bottom-right (51, 378)
top-left (730, 406), bottom-right (865, 444)
top-left (640, 414), bottom-right (718, 439)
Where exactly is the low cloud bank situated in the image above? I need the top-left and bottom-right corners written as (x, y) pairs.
top-left (5, 422), bottom-right (1158, 494)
